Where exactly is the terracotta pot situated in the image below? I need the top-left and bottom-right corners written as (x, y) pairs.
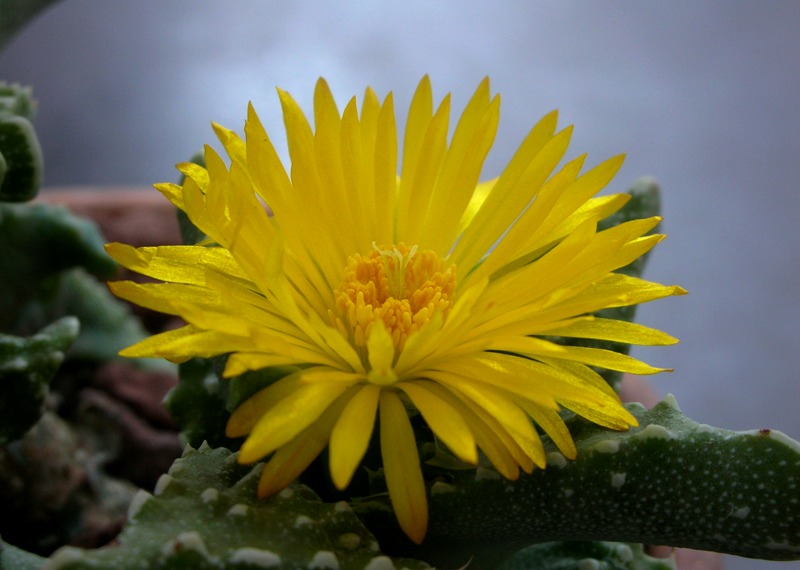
top-left (40, 187), bottom-right (182, 247)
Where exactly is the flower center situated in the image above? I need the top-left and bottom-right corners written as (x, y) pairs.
top-left (333, 243), bottom-right (457, 355)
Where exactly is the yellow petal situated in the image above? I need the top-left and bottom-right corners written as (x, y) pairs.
top-left (396, 93), bottom-right (451, 244)
top-left (212, 121), bottom-right (247, 168)
top-left (489, 335), bottom-right (670, 375)
top-left (257, 430), bottom-right (327, 498)
top-left (442, 383), bottom-right (534, 474)
top-left (521, 274), bottom-right (687, 325)
top-left (117, 325), bottom-right (245, 362)
top-left (379, 391), bottom-right (428, 544)
top-left (542, 316), bottom-right (679, 346)
top-left (562, 345), bottom-right (669, 375)
top-left (223, 352), bottom-right (307, 376)
top-left (105, 243), bottom-right (247, 285)
top-left (257, 388), bottom-right (352, 497)
top-left (558, 395), bottom-right (638, 431)
top-left (328, 384), bottom-right (380, 489)
top-left (366, 321), bottom-right (397, 385)
top-left (457, 177), bottom-right (496, 233)
top-left (414, 381), bottom-right (520, 479)
top-left (453, 115), bottom-right (570, 272)
top-left (372, 91), bottom-right (398, 245)
top-left (517, 401), bottom-right (577, 459)
top-left (476, 154), bottom-right (586, 279)
top-left (522, 153), bottom-right (625, 251)
top-left (399, 381), bottom-right (478, 464)
top-left (422, 78), bottom-right (500, 254)
top-left (153, 182), bottom-right (185, 211)
top-left (427, 359), bottom-right (559, 410)
top-left (396, 76), bottom-right (433, 241)
top-left (237, 379), bottom-right (351, 462)
top-left (431, 372), bottom-right (545, 469)
top-left (175, 161), bottom-right (210, 190)
top-left (226, 372), bottom-right (304, 438)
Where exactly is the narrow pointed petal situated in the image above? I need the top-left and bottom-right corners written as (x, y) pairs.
top-left (400, 381), bottom-right (478, 464)
top-left (239, 380), bottom-right (350, 462)
top-left (258, 390), bottom-right (351, 497)
top-left (329, 384), bottom-right (380, 489)
top-left (380, 391), bottom-right (428, 544)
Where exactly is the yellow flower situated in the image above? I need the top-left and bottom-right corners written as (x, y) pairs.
top-left (106, 76), bottom-right (685, 544)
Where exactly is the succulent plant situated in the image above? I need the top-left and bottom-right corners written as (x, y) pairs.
top-left (363, 396), bottom-right (800, 568)
top-left (0, 82), bottom-right (43, 202)
top-left (0, 202), bottom-right (118, 330)
top-left (46, 443), bottom-right (432, 570)
top-left (0, 536), bottom-right (47, 570)
top-left (499, 541), bottom-right (674, 570)
top-left (0, 317), bottom-right (78, 444)
top-left (29, 395), bottom-right (800, 569)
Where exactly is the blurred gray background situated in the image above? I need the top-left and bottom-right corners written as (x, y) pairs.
top-left (2, 2), bottom-right (799, 568)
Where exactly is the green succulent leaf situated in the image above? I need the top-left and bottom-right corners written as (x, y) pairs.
top-left (14, 268), bottom-right (165, 370)
top-left (499, 541), bottom-right (674, 570)
top-left (0, 0), bottom-right (60, 53)
top-left (0, 82), bottom-right (44, 201)
top-left (0, 82), bottom-right (37, 120)
top-left (363, 397), bottom-right (800, 568)
top-left (0, 150), bottom-right (7, 189)
top-left (0, 534), bottom-right (47, 570)
top-left (0, 115), bottom-right (43, 202)
top-left (165, 358), bottom-right (233, 449)
top-left (0, 316), bottom-right (78, 444)
top-left (46, 443), bottom-right (431, 570)
top-left (0, 202), bottom-right (117, 331)
top-left (165, 358), bottom-right (297, 450)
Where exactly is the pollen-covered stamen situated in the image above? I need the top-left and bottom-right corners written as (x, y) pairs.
top-left (333, 243), bottom-right (457, 358)
top-left (373, 242), bottom-right (418, 299)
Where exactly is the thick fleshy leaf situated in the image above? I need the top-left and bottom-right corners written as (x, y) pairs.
top-left (365, 398), bottom-right (800, 569)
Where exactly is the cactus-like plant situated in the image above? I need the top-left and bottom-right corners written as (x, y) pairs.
top-left (0, 536), bottom-right (47, 570)
top-left (499, 541), bottom-right (674, 570)
top-left (0, 82), bottom-right (43, 202)
top-left (362, 397), bottom-right (800, 568)
top-left (0, 317), bottom-right (78, 444)
top-left (37, 396), bottom-right (800, 569)
top-left (0, 202), bottom-right (118, 329)
top-left (46, 443), bottom-right (433, 570)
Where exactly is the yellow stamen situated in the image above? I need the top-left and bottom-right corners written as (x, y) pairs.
top-left (373, 242), bottom-right (419, 299)
top-left (334, 243), bottom-right (457, 358)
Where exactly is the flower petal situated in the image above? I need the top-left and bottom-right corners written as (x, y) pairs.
top-left (367, 320), bottom-right (398, 385)
top-left (258, 390), bottom-right (353, 497)
top-left (380, 391), bottom-right (428, 544)
top-left (399, 381), bottom-right (478, 465)
top-left (431, 372), bottom-right (546, 469)
top-left (238, 379), bottom-right (351, 462)
top-left (329, 384), bottom-right (381, 489)
top-left (413, 381), bottom-right (520, 479)
top-left (542, 316), bottom-right (679, 346)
